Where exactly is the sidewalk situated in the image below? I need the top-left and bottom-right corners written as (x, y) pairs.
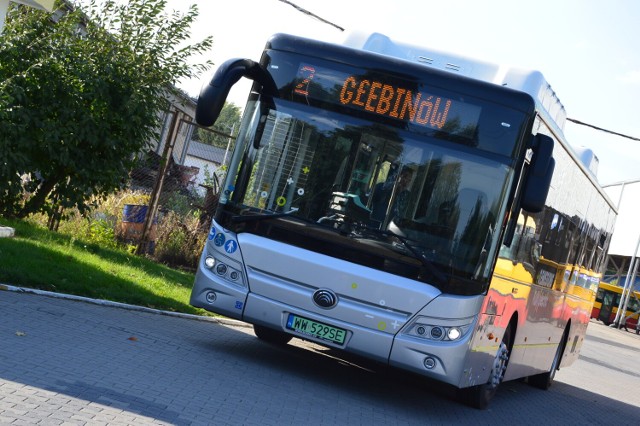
top-left (2, 287), bottom-right (639, 425)
top-left (0, 283), bottom-right (249, 328)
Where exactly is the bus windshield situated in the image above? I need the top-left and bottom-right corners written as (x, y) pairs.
top-left (220, 99), bottom-right (516, 294)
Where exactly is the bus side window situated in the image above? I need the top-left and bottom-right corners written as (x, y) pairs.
top-left (628, 296), bottom-right (640, 313)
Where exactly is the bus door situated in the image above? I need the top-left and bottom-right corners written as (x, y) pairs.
top-left (598, 290), bottom-right (615, 325)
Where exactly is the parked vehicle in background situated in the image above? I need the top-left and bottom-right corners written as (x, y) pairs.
top-left (592, 281), bottom-right (640, 331)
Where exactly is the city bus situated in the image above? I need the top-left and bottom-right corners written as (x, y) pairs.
top-left (190, 32), bottom-right (616, 408)
top-left (592, 281), bottom-right (640, 331)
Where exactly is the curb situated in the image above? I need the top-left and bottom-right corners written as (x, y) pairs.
top-left (0, 283), bottom-right (251, 329)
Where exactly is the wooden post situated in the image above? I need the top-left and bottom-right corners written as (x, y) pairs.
top-left (136, 110), bottom-right (181, 255)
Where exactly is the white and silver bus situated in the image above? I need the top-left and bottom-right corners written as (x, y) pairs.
top-left (190, 33), bottom-right (616, 408)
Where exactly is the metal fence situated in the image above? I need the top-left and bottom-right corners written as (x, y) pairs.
top-left (122, 109), bottom-right (234, 258)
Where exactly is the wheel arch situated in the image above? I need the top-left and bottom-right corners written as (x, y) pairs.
top-left (505, 312), bottom-right (518, 352)
top-left (557, 319), bottom-right (571, 368)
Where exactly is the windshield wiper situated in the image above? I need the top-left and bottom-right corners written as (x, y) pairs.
top-left (351, 223), bottom-right (447, 284)
top-left (231, 209), bottom-right (298, 223)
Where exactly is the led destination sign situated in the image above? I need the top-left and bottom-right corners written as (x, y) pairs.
top-left (339, 76), bottom-right (452, 129)
top-left (293, 63), bottom-right (482, 136)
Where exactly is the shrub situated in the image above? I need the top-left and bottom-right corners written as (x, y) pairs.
top-left (153, 210), bottom-right (206, 270)
top-left (22, 188), bottom-right (208, 270)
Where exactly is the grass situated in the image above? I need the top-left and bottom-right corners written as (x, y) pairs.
top-left (0, 217), bottom-right (210, 316)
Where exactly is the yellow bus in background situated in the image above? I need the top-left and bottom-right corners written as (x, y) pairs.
top-left (592, 281), bottom-right (640, 332)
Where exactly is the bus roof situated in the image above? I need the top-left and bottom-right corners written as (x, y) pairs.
top-left (266, 33), bottom-right (536, 117)
top-left (342, 32), bottom-right (567, 134)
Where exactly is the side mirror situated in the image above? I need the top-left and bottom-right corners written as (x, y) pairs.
top-left (521, 134), bottom-right (554, 213)
top-left (196, 58), bottom-right (277, 127)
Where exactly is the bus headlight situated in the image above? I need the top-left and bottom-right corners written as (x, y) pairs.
top-left (447, 327), bottom-right (462, 341)
top-left (203, 253), bottom-right (245, 287)
top-left (204, 256), bottom-right (216, 269)
top-left (216, 263), bottom-right (228, 275)
top-left (405, 316), bottom-right (474, 342)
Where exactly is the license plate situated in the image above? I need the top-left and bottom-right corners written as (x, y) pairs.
top-left (286, 314), bottom-right (347, 345)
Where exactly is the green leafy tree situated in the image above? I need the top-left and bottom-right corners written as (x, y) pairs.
top-left (193, 101), bottom-right (241, 149)
top-left (0, 0), bottom-right (213, 221)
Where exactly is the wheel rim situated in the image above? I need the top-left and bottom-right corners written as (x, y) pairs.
top-left (488, 340), bottom-right (509, 388)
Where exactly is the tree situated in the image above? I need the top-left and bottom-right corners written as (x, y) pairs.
top-left (0, 0), bottom-right (213, 222)
top-left (193, 101), bottom-right (241, 149)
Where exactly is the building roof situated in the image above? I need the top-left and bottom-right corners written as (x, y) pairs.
top-left (186, 140), bottom-right (228, 164)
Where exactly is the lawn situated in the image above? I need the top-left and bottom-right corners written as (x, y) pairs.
top-left (0, 217), bottom-right (209, 315)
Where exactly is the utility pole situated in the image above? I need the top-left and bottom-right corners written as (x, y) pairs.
top-left (222, 123), bottom-right (235, 167)
top-left (613, 238), bottom-right (640, 328)
top-left (606, 180), bottom-right (640, 328)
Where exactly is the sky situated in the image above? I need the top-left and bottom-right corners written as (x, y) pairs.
top-left (163, 0), bottom-right (640, 187)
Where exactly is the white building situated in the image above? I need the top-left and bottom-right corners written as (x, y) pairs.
top-left (0, 0), bottom-right (54, 32)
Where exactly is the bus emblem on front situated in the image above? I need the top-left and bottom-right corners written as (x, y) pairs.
top-left (313, 289), bottom-right (338, 309)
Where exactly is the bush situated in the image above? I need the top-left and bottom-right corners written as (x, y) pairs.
top-left (53, 190), bottom-right (150, 249)
top-left (153, 210), bottom-right (206, 270)
top-left (22, 189), bottom-right (208, 270)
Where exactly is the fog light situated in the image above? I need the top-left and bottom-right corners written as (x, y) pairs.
top-left (204, 256), bottom-right (215, 269)
top-left (205, 291), bottom-right (217, 303)
top-left (229, 271), bottom-right (239, 281)
top-left (424, 357), bottom-right (436, 369)
top-left (416, 326), bottom-right (426, 335)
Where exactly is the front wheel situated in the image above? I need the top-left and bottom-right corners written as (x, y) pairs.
top-left (253, 324), bottom-right (293, 345)
top-left (460, 324), bottom-right (512, 409)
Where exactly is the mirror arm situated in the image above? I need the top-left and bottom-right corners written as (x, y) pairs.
top-left (196, 58), bottom-right (276, 127)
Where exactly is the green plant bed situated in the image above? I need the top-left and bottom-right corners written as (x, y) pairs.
top-left (0, 217), bottom-right (211, 316)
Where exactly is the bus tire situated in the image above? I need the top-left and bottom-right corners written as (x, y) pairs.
top-left (253, 324), bottom-right (293, 345)
top-left (528, 326), bottom-right (568, 390)
top-left (460, 323), bottom-right (512, 409)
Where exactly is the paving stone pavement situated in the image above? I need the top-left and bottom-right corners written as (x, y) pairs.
top-left (0, 288), bottom-right (257, 426)
top-left (1, 286), bottom-right (639, 425)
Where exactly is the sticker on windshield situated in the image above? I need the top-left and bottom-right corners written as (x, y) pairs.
top-left (214, 233), bottom-right (225, 247)
top-left (225, 240), bottom-right (237, 254)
